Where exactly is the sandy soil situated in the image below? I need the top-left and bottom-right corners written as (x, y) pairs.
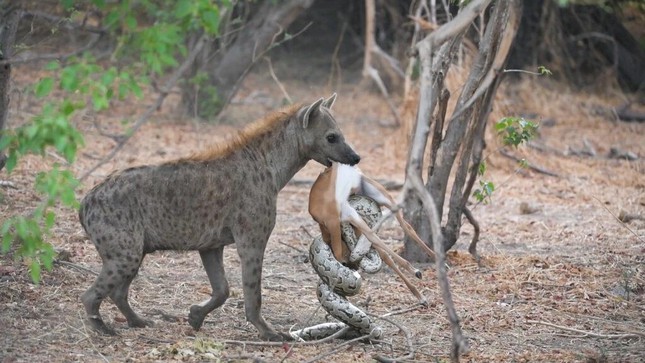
top-left (1, 56), bottom-right (644, 363)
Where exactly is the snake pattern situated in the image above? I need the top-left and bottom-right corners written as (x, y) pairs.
top-left (291, 196), bottom-right (385, 341)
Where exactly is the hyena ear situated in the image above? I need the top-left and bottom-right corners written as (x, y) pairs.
top-left (322, 93), bottom-right (337, 109)
top-left (299, 97), bottom-right (325, 129)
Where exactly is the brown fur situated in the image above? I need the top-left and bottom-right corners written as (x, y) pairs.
top-left (181, 103), bottom-right (305, 163)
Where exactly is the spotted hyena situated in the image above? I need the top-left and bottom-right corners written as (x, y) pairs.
top-left (79, 94), bottom-right (360, 340)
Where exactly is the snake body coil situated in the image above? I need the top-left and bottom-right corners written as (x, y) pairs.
top-left (291, 196), bottom-right (384, 341)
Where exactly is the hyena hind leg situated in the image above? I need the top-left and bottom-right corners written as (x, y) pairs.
top-left (109, 256), bottom-right (153, 329)
top-left (81, 260), bottom-right (123, 335)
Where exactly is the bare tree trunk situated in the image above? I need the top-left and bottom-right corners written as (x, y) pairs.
top-left (0, 5), bottom-right (21, 171)
top-left (402, 0), bottom-right (521, 262)
top-left (180, 0), bottom-right (314, 119)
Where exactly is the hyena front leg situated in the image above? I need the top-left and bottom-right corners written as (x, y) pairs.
top-left (236, 228), bottom-right (288, 341)
top-left (188, 247), bottom-right (230, 331)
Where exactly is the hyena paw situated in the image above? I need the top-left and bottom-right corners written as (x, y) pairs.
top-left (128, 317), bottom-right (154, 329)
top-left (87, 316), bottom-right (117, 336)
top-left (188, 305), bottom-right (207, 331)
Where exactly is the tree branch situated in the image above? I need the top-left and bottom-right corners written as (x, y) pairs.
top-left (416, 0), bottom-right (492, 51)
top-left (78, 34), bottom-right (211, 181)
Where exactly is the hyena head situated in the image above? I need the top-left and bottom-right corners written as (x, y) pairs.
top-left (298, 93), bottom-right (361, 167)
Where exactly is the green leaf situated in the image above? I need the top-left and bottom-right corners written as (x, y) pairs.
top-left (44, 211), bottom-right (56, 230)
top-left (478, 161), bottom-right (487, 176)
top-left (125, 15), bottom-right (137, 30)
top-left (1, 220), bottom-right (13, 252)
top-left (5, 153), bottom-right (17, 172)
top-left (30, 260), bottom-right (41, 284)
top-left (104, 11), bottom-right (120, 28)
top-left (201, 8), bottom-right (220, 34)
top-left (174, 0), bottom-right (193, 18)
top-left (91, 0), bottom-right (106, 9)
top-left (60, 66), bottom-right (80, 92)
top-left (61, 0), bottom-right (74, 10)
top-left (35, 77), bottom-right (54, 98)
top-left (45, 61), bottom-right (60, 71)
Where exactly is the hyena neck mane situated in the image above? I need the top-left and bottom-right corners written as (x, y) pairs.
top-left (172, 103), bottom-right (307, 188)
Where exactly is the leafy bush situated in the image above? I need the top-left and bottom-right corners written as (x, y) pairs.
top-left (1, 0), bottom-right (228, 282)
top-left (473, 117), bottom-right (539, 204)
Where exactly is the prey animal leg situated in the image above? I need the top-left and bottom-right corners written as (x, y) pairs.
top-left (360, 176), bottom-right (436, 260)
top-left (377, 249), bottom-right (427, 305)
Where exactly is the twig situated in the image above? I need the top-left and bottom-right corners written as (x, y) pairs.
top-left (284, 326), bottom-right (351, 362)
top-left (370, 313), bottom-right (415, 362)
top-left (327, 16), bottom-right (348, 90)
top-left (379, 303), bottom-right (424, 318)
top-left (364, 66), bottom-right (403, 127)
top-left (22, 10), bottom-right (106, 33)
top-left (302, 334), bottom-right (372, 363)
top-left (591, 196), bottom-right (645, 244)
top-left (526, 320), bottom-right (644, 339)
top-left (277, 240), bottom-right (306, 254)
top-left (78, 34), bottom-right (210, 182)
top-left (264, 57), bottom-right (292, 104)
top-left (78, 312), bottom-right (110, 363)
top-left (499, 149), bottom-right (559, 177)
top-left (54, 260), bottom-right (99, 276)
top-left (503, 68), bottom-right (544, 76)
top-left (0, 32), bottom-right (104, 66)
top-left (300, 225), bottom-right (315, 239)
top-left (137, 334), bottom-right (175, 344)
top-left (462, 206), bottom-right (481, 263)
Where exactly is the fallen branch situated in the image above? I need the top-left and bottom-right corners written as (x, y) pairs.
top-left (526, 320), bottom-right (645, 339)
top-left (499, 149), bottom-right (559, 177)
top-left (591, 196), bottom-right (645, 244)
top-left (54, 260), bottom-right (99, 276)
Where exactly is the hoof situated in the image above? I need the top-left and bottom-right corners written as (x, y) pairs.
top-left (415, 270), bottom-right (422, 279)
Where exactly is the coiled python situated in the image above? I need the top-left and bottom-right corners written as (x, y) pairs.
top-left (291, 195), bottom-right (385, 341)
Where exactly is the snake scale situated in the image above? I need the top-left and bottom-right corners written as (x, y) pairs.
top-left (290, 195), bottom-right (385, 341)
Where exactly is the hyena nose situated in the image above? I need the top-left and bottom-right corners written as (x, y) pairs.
top-left (349, 153), bottom-right (361, 166)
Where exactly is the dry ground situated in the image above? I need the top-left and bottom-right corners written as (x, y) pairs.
top-left (1, 58), bottom-right (644, 363)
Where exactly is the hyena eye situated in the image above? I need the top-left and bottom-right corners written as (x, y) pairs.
top-left (326, 134), bottom-right (338, 143)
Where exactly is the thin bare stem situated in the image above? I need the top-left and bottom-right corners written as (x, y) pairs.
top-left (78, 34), bottom-right (210, 181)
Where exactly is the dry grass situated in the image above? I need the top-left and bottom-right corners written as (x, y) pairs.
top-left (1, 57), bottom-right (643, 362)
